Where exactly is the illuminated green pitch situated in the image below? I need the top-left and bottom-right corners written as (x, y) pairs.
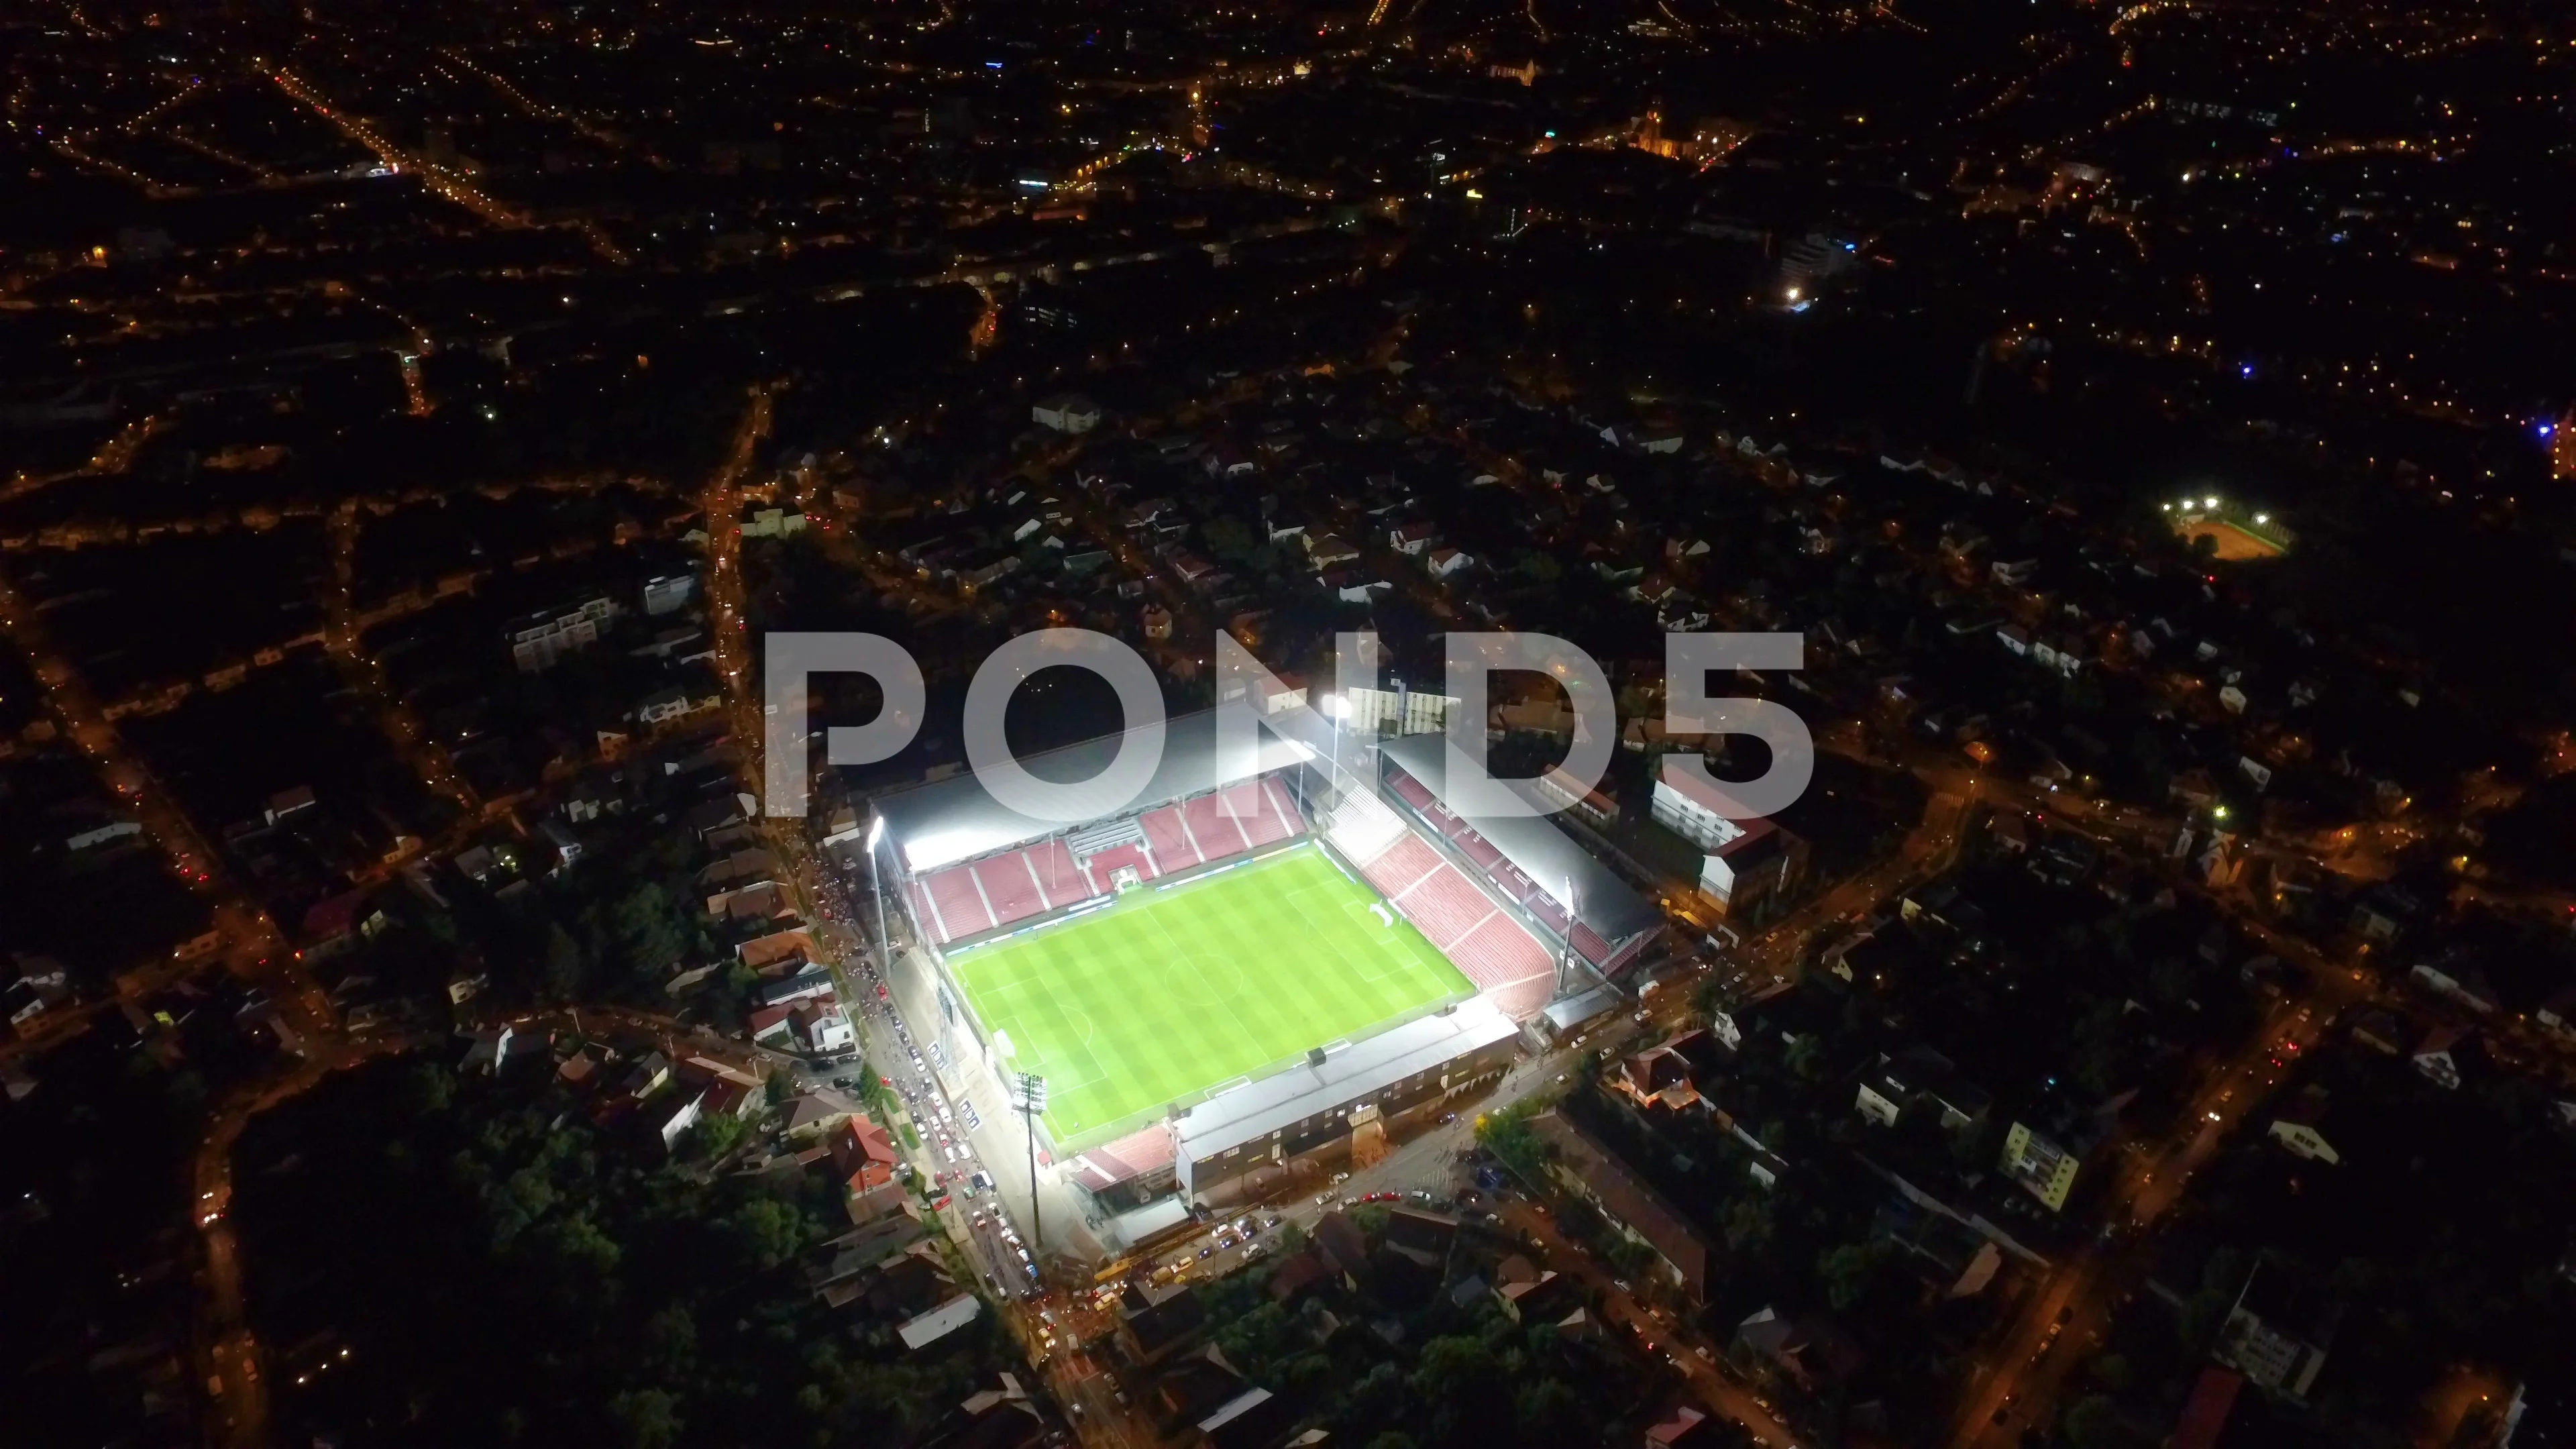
top-left (946, 844), bottom-right (1470, 1148)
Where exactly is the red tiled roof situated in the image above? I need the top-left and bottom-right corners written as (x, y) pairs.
top-left (2171, 1367), bottom-right (2243, 1449)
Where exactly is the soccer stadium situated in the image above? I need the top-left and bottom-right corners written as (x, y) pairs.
top-left (859, 706), bottom-right (1663, 1205)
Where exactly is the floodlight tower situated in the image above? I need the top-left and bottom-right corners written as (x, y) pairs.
top-left (1556, 875), bottom-right (1580, 1000)
top-left (1322, 692), bottom-right (1350, 812)
top-left (1018, 1072), bottom-right (1047, 1263)
top-left (864, 814), bottom-right (892, 971)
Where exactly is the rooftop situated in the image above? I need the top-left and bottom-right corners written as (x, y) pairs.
top-left (1375, 733), bottom-right (1662, 943)
top-left (870, 708), bottom-right (1314, 874)
top-left (1173, 996), bottom-right (1517, 1165)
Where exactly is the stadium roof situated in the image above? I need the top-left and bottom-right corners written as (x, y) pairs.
top-left (1173, 997), bottom-right (1517, 1171)
top-left (869, 708), bottom-right (1314, 875)
top-left (1375, 734), bottom-right (1662, 943)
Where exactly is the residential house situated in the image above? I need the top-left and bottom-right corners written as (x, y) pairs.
top-left (460, 1023), bottom-right (539, 1075)
top-left (2350, 1010), bottom-right (2408, 1055)
top-left (506, 595), bottom-right (621, 672)
top-left (1997, 1122), bottom-right (2080, 1211)
top-left (646, 1087), bottom-right (706, 1153)
top-left (2410, 1026), bottom-right (2481, 1090)
top-left (831, 1114), bottom-right (908, 1222)
top-left (1612, 1032), bottom-right (1705, 1112)
top-left (1525, 1109), bottom-right (1714, 1299)
top-left (782, 1087), bottom-right (865, 1138)
top-left (1426, 546), bottom-right (1472, 580)
top-left (1651, 761), bottom-right (1807, 923)
top-left (749, 1003), bottom-right (798, 1046)
top-left (1494, 1269), bottom-right (1580, 1324)
top-left (2169, 1367), bottom-right (2245, 1449)
top-left (1856, 1045), bottom-right (1990, 1133)
top-left (2536, 983), bottom-right (2576, 1046)
top-left (1197, 1385), bottom-right (1305, 1449)
top-left (898, 1293), bottom-right (984, 1350)
top-left (741, 928), bottom-right (820, 974)
top-left (1311, 1213), bottom-right (1370, 1287)
top-left (636, 683), bottom-right (718, 727)
top-left (2410, 955), bottom-right (2502, 1015)
top-left (707, 880), bottom-right (796, 924)
top-left (538, 818), bottom-right (584, 869)
top-left (795, 1000), bottom-right (857, 1055)
top-left (757, 963), bottom-right (838, 1008)
top-left (1389, 521), bottom-right (1436, 555)
top-left (1117, 1283), bottom-right (1206, 1366)
top-left (641, 572), bottom-right (698, 616)
top-left (2212, 1264), bottom-right (2340, 1401)
top-left (2264, 1086), bottom-right (2340, 1164)
top-left (1731, 1305), bottom-right (1864, 1395)
top-left (1644, 1406), bottom-right (1731, 1448)
top-left (1155, 1344), bottom-right (1251, 1426)
top-left (1304, 535), bottom-right (1360, 570)
top-left (1381, 1208), bottom-right (1458, 1272)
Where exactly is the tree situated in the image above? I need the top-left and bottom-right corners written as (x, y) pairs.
top-left (1785, 1035), bottom-right (1827, 1082)
top-left (541, 923), bottom-right (588, 1002)
top-left (1817, 1242), bottom-right (1886, 1311)
top-left (612, 883), bottom-right (690, 979)
top-left (1512, 1379), bottom-right (1587, 1447)
top-left (729, 1195), bottom-right (806, 1270)
top-left (693, 1111), bottom-right (750, 1160)
top-left (2061, 1393), bottom-right (2129, 1449)
top-left (1477, 1104), bottom-right (1548, 1185)
top-left (1723, 1196), bottom-right (1774, 1252)
top-left (1552, 1198), bottom-right (1607, 1244)
top-left (641, 1304), bottom-right (696, 1378)
top-left (609, 1387), bottom-right (682, 1449)
top-left (1408, 1335), bottom-right (1510, 1445)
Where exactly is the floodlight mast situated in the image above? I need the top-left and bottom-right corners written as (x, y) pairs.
top-left (1322, 692), bottom-right (1350, 811)
top-left (865, 814), bottom-right (892, 973)
top-left (1019, 1072), bottom-right (1047, 1266)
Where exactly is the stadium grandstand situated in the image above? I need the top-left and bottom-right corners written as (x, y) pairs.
top-left (855, 709), bottom-right (1658, 1216)
top-left (1372, 733), bottom-right (1665, 982)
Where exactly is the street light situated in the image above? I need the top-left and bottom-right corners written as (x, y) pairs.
top-left (1018, 1073), bottom-right (1048, 1264)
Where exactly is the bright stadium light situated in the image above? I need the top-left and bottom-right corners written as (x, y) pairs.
top-left (1018, 1072), bottom-right (1049, 1260)
top-left (2203, 496), bottom-right (2218, 510)
top-left (863, 813), bottom-right (892, 969)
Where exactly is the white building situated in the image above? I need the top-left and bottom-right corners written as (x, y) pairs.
top-left (1534, 766), bottom-right (1617, 828)
top-left (1032, 394), bottom-right (1102, 434)
top-left (507, 596), bottom-right (621, 672)
top-left (642, 572), bottom-right (698, 616)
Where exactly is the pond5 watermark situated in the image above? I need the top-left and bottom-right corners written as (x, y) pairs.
top-left (762, 629), bottom-right (1813, 828)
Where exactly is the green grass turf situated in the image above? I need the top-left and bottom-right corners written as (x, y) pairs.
top-left (945, 844), bottom-right (1472, 1149)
